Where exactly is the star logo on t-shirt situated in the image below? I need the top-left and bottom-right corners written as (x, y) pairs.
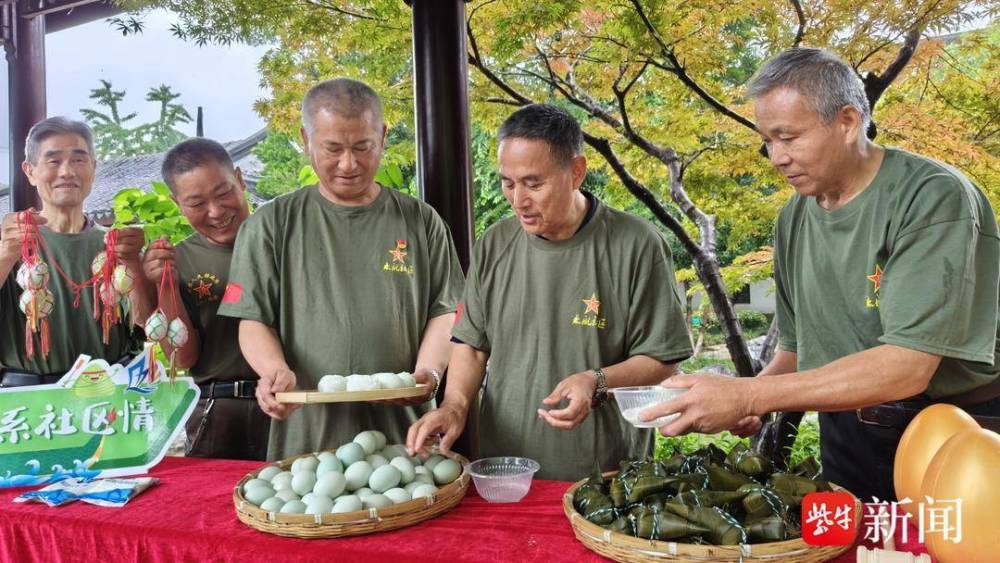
top-left (866, 264), bottom-right (883, 294)
top-left (582, 293), bottom-right (601, 315)
top-left (389, 239), bottom-right (408, 263)
top-left (187, 273), bottom-right (222, 305)
top-left (383, 239), bottom-right (414, 275)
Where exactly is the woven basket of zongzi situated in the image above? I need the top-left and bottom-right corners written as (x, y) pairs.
top-left (563, 444), bottom-right (860, 562)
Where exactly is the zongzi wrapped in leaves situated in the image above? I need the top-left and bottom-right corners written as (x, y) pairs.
top-left (609, 460), bottom-right (672, 507)
top-left (643, 492), bottom-right (673, 510)
top-left (768, 473), bottom-right (831, 501)
top-left (663, 472), bottom-right (709, 495)
top-left (706, 464), bottom-right (754, 491)
top-left (575, 488), bottom-right (617, 525)
top-left (673, 489), bottom-right (748, 508)
top-left (739, 485), bottom-right (792, 518)
top-left (725, 443), bottom-right (773, 478)
top-left (745, 515), bottom-right (800, 542)
top-left (634, 507), bottom-right (711, 540)
top-left (789, 456), bottom-right (821, 480)
top-left (661, 503), bottom-right (748, 545)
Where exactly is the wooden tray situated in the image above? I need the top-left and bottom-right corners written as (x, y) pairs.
top-left (234, 450), bottom-right (470, 538)
top-left (563, 470), bottom-right (860, 562)
top-left (276, 384), bottom-right (430, 404)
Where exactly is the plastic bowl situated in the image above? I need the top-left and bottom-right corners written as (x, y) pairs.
top-left (467, 457), bottom-right (540, 503)
top-left (610, 386), bottom-right (686, 428)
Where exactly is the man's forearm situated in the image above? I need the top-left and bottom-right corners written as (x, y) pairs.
top-left (747, 344), bottom-right (940, 415)
top-left (439, 344), bottom-right (488, 414)
top-left (414, 313), bottom-right (455, 375)
top-left (604, 355), bottom-right (677, 388)
top-left (239, 319), bottom-right (291, 378)
top-left (756, 349), bottom-right (798, 377)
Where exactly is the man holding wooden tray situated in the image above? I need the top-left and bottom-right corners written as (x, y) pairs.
top-left (218, 78), bottom-right (465, 461)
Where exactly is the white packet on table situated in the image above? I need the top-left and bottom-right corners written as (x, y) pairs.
top-left (13, 477), bottom-right (158, 508)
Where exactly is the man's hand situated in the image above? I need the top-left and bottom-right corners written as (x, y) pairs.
top-left (142, 238), bottom-right (177, 285)
top-left (256, 368), bottom-right (301, 421)
top-left (0, 209), bottom-right (47, 267)
top-left (538, 371), bottom-right (596, 430)
top-left (730, 415), bottom-right (763, 438)
top-left (111, 226), bottom-right (146, 265)
top-left (406, 403), bottom-right (466, 457)
top-left (376, 367), bottom-right (439, 407)
top-left (639, 373), bottom-right (755, 437)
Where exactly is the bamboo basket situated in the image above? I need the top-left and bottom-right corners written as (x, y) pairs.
top-left (234, 450), bottom-right (470, 538)
top-left (563, 471), bottom-right (860, 562)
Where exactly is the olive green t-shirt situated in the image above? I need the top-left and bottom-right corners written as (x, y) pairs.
top-left (217, 185), bottom-right (465, 460)
top-left (774, 147), bottom-right (999, 398)
top-left (1, 225), bottom-right (140, 374)
top-left (175, 232), bottom-right (254, 384)
top-left (453, 196), bottom-right (694, 481)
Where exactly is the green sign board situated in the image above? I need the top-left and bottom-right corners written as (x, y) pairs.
top-left (0, 349), bottom-right (199, 488)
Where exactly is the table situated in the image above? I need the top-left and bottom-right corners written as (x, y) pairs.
top-left (0, 457), bottom-right (931, 562)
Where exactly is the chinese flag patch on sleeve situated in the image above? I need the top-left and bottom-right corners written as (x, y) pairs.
top-left (222, 282), bottom-right (243, 304)
top-left (455, 303), bottom-right (465, 324)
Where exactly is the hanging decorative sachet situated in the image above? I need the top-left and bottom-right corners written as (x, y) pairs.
top-left (143, 244), bottom-right (188, 382)
top-left (91, 229), bottom-right (137, 344)
top-left (15, 212), bottom-right (54, 359)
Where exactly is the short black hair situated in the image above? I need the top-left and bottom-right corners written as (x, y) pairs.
top-left (161, 138), bottom-right (235, 192)
top-left (302, 77), bottom-right (384, 133)
top-left (497, 104), bottom-right (583, 167)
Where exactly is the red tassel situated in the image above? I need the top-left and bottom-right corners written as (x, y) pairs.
top-left (40, 319), bottom-right (49, 359)
top-left (25, 321), bottom-right (34, 359)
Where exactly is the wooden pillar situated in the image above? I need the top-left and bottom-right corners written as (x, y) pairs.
top-left (7, 12), bottom-right (46, 211)
top-left (409, 0), bottom-right (474, 271)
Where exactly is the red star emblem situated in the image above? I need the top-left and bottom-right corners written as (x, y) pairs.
top-left (390, 248), bottom-right (407, 263)
top-left (193, 281), bottom-right (213, 299)
top-left (867, 264), bottom-right (883, 294)
top-left (582, 293), bottom-right (601, 315)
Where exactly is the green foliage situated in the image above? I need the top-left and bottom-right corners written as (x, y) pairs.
top-left (111, 182), bottom-right (193, 244)
top-left (736, 310), bottom-right (770, 334)
top-left (253, 130), bottom-right (310, 198)
top-left (654, 413), bottom-right (821, 468)
top-left (81, 80), bottom-right (192, 159)
top-left (655, 431), bottom-right (748, 459)
top-left (679, 356), bottom-right (736, 374)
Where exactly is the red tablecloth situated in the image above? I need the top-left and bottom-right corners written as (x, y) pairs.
top-left (0, 457), bottom-right (931, 562)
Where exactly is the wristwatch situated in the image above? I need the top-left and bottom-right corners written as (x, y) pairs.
top-left (428, 368), bottom-right (442, 399)
top-left (591, 367), bottom-right (609, 407)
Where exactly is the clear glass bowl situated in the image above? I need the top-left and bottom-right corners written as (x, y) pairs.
top-left (467, 457), bottom-right (540, 503)
top-left (610, 385), bottom-right (687, 428)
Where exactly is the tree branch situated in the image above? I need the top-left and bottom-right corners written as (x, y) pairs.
top-left (863, 27), bottom-right (921, 110)
top-left (629, 0), bottom-right (756, 133)
top-left (789, 0), bottom-right (805, 46)
top-left (583, 132), bottom-right (700, 258)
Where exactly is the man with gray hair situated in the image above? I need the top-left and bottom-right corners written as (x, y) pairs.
top-left (407, 104), bottom-right (693, 480)
top-left (217, 78), bottom-right (465, 460)
top-left (640, 48), bottom-right (999, 503)
top-left (0, 117), bottom-right (152, 386)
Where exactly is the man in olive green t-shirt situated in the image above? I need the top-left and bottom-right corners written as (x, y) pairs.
top-left (1, 117), bottom-right (151, 384)
top-left (640, 48), bottom-right (999, 503)
top-left (140, 138), bottom-right (269, 460)
top-left (407, 104), bottom-right (693, 481)
top-left (217, 78), bottom-right (464, 461)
